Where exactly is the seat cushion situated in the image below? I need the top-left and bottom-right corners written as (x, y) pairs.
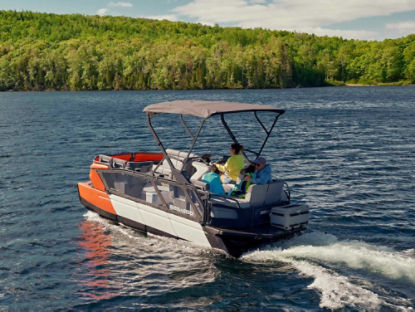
top-left (190, 161), bottom-right (209, 182)
top-left (153, 149), bottom-right (198, 177)
top-left (244, 184), bottom-right (268, 207)
top-left (211, 196), bottom-right (250, 208)
top-left (166, 148), bottom-right (197, 159)
top-left (264, 181), bottom-right (284, 205)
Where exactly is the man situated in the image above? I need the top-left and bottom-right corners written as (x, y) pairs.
top-left (245, 157), bottom-right (272, 185)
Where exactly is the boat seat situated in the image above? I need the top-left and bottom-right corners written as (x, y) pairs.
top-left (190, 161), bottom-right (210, 182)
top-left (98, 154), bottom-right (126, 168)
top-left (264, 180), bottom-right (288, 205)
top-left (125, 161), bottom-right (153, 172)
top-left (211, 184), bottom-right (267, 209)
top-left (244, 184), bottom-right (268, 207)
top-left (210, 182), bottom-right (283, 209)
top-left (111, 157), bottom-right (127, 169)
top-left (210, 196), bottom-right (251, 208)
top-left (97, 154), bottom-right (112, 164)
top-left (152, 149), bottom-right (197, 179)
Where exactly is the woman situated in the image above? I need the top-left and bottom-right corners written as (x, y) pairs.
top-left (215, 143), bottom-right (245, 184)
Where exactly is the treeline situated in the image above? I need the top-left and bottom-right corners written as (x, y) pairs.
top-left (0, 10), bottom-right (414, 91)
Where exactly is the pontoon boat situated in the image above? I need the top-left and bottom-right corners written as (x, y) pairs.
top-left (78, 100), bottom-right (309, 257)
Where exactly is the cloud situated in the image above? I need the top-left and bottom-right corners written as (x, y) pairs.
top-left (302, 28), bottom-right (378, 40)
top-left (108, 2), bottom-right (133, 8)
top-left (386, 21), bottom-right (415, 34)
top-left (97, 8), bottom-right (108, 16)
top-left (97, 2), bottom-right (133, 16)
top-left (173, 0), bottom-right (415, 39)
top-left (144, 14), bottom-right (179, 22)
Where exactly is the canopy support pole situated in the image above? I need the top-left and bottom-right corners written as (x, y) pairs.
top-left (180, 114), bottom-right (195, 140)
top-left (257, 113), bottom-right (282, 156)
top-left (254, 111), bottom-right (270, 135)
top-left (221, 112), bottom-right (283, 161)
top-left (146, 113), bottom-right (188, 184)
top-left (186, 118), bottom-right (206, 160)
top-left (220, 113), bottom-right (251, 163)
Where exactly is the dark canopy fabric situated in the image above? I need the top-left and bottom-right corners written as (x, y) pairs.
top-left (143, 100), bottom-right (284, 119)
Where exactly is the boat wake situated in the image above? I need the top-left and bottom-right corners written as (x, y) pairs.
top-left (242, 231), bottom-right (415, 310)
top-left (83, 212), bottom-right (414, 310)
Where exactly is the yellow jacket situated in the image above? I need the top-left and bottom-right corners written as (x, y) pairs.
top-left (216, 154), bottom-right (244, 181)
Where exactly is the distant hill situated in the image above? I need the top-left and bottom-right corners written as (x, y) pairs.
top-left (0, 10), bottom-right (414, 91)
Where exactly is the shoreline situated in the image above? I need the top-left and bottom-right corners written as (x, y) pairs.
top-left (1, 83), bottom-right (414, 92)
top-left (344, 83), bottom-right (414, 87)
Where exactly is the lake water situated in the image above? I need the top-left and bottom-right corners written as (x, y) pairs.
top-left (0, 87), bottom-right (414, 311)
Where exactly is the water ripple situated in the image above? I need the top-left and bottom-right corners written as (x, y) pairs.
top-left (0, 87), bottom-right (414, 310)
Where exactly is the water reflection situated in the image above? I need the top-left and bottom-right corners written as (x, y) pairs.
top-left (74, 212), bottom-right (219, 308)
top-left (76, 220), bottom-right (120, 301)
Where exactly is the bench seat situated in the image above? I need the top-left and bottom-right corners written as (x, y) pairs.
top-left (210, 180), bottom-right (287, 209)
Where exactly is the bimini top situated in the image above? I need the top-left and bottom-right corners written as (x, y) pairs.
top-left (143, 100), bottom-right (284, 119)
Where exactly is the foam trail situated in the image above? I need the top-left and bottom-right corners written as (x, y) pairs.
top-left (83, 210), bottom-right (107, 223)
top-left (247, 231), bottom-right (415, 284)
top-left (243, 247), bottom-right (383, 310)
top-left (278, 242), bottom-right (415, 283)
top-left (242, 231), bottom-right (415, 310)
top-left (295, 260), bottom-right (381, 310)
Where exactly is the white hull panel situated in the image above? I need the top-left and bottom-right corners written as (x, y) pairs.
top-left (110, 194), bottom-right (211, 248)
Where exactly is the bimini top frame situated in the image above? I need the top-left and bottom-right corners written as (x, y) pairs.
top-left (144, 100), bottom-right (285, 183)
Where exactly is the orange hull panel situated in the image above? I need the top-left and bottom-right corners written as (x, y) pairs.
top-left (89, 163), bottom-right (109, 191)
top-left (78, 182), bottom-right (116, 215)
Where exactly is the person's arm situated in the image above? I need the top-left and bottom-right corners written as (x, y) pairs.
top-left (215, 163), bottom-right (225, 173)
top-left (215, 158), bottom-right (230, 173)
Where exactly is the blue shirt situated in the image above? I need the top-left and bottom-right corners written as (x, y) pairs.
top-left (253, 164), bottom-right (272, 184)
top-left (202, 172), bottom-right (226, 196)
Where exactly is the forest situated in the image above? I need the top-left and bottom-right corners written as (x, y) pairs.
top-left (0, 10), bottom-right (414, 91)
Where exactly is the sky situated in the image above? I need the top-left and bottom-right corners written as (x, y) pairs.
top-left (1, 0), bottom-right (415, 40)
